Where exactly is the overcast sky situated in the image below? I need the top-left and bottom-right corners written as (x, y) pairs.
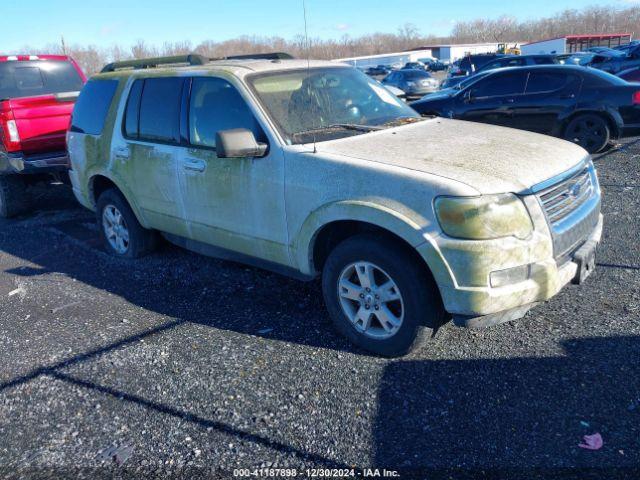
top-left (5, 0), bottom-right (638, 51)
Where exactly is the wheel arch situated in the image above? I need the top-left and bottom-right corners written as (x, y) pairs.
top-left (294, 201), bottom-right (453, 297)
top-left (89, 173), bottom-right (149, 228)
top-left (560, 108), bottom-right (622, 139)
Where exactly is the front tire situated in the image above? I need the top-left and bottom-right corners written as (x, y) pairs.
top-left (322, 234), bottom-right (444, 357)
top-left (0, 176), bottom-right (31, 218)
top-left (564, 114), bottom-right (610, 153)
top-left (96, 189), bottom-right (156, 258)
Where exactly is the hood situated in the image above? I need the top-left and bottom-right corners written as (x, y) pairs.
top-left (314, 118), bottom-right (588, 195)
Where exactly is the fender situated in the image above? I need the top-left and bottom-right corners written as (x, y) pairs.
top-left (292, 199), bottom-right (452, 287)
top-left (87, 169), bottom-right (150, 229)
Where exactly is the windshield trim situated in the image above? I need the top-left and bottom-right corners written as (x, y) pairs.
top-left (245, 65), bottom-right (418, 145)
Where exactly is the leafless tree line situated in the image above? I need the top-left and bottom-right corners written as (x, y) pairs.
top-left (7, 4), bottom-right (640, 75)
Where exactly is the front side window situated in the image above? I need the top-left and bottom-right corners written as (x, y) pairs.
top-left (136, 77), bottom-right (183, 143)
top-left (249, 67), bottom-right (420, 144)
top-left (188, 77), bottom-right (263, 148)
top-left (471, 72), bottom-right (527, 98)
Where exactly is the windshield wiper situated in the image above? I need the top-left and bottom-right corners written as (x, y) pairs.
top-left (294, 123), bottom-right (383, 135)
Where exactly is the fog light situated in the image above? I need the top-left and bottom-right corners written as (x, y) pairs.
top-left (490, 264), bottom-right (532, 288)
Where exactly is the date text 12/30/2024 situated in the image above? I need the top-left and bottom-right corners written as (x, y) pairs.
top-left (233, 468), bottom-right (401, 478)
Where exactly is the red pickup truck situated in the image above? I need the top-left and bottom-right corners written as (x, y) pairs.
top-left (0, 55), bottom-right (86, 217)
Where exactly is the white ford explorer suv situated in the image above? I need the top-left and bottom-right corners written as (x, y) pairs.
top-left (67, 55), bottom-right (602, 356)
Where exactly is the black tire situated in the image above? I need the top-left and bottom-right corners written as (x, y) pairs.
top-left (96, 188), bottom-right (156, 258)
top-left (563, 114), bottom-right (611, 153)
top-left (322, 234), bottom-right (444, 357)
top-left (0, 175), bottom-right (31, 218)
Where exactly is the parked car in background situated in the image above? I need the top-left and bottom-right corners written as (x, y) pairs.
top-left (402, 62), bottom-right (426, 70)
top-left (411, 65), bottom-right (640, 153)
top-left (557, 52), bottom-right (594, 66)
top-left (0, 55), bottom-right (86, 217)
top-left (365, 65), bottom-right (391, 77)
top-left (382, 69), bottom-right (438, 99)
top-left (449, 53), bottom-right (507, 77)
top-left (617, 66), bottom-right (640, 83)
top-left (475, 54), bottom-right (558, 74)
top-left (426, 60), bottom-right (447, 72)
top-left (587, 48), bottom-right (640, 74)
top-left (68, 54), bottom-right (602, 356)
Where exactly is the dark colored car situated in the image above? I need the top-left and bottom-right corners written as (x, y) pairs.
top-left (365, 65), bottom-right (391, 77)
top-left (402, 62), bottom-right (425, 70)
top-left (381, 69), bottom-right (439, 99)
top-left (618, 67), bottom-right (640, 83)
top-left (475, 54), bottom-right (558, 73)
top-left (411, 65), bottom-right (640, 153)
top-left (449, 54), bottom-right (507, 77)
top-left (426, 60), bottom-right (447, 72)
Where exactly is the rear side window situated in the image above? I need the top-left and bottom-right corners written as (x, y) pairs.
top-left (134, 78), bottom-right (183, 143)
top-left (526, 73), bottom-right (570, 93)
top-left (533, 57), bottom-right (556, 65)
top-left (472, 72), bottom-right (527, 97)
top-left (189, 77), bottom-right (264, 148)
top-left (0, 60), bottom-right (84, 99)
top-left (124, 80), bottom-right (143, 138)
top-left (71, 80), bottom-right (118, 135)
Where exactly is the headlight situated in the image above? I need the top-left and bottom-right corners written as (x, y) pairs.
top-left (434, 194), bottom-right (533, 240)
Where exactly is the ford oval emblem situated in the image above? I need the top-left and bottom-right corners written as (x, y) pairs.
top-left (570, 181), bottom-right (582, 198)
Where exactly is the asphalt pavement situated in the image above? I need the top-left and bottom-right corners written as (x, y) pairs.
top-left (0, 138), bottom-right (638, 479)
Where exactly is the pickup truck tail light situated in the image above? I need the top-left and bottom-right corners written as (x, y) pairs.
top-left (633, 91), bottom-right (640, 105)
top-left (0, 102), bottom-right (21, 153)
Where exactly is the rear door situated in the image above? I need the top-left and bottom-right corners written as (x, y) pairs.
top-left (455, 71), bottom-right (527, 127)
top-left (116, 76), bottom-right (189, 237)
top-left (510, 71), bottom-right (581, 134)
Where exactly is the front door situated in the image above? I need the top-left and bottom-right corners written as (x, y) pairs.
top-left (177, 76), bottom-right (289, 266)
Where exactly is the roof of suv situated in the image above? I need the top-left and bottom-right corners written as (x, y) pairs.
top-left (96, 58), bottom-right (345, 81)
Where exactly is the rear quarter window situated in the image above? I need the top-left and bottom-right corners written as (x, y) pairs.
top-left (71, 80), bottom-right (118, 135)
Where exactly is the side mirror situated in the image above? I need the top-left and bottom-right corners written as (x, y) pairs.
top-left (215, 129), bottom-right (268, 158)
top-left (463, 89), bottom-right (474, 103)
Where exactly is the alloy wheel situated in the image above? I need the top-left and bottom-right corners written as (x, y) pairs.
top-left (337, 261), bottom-right (405, 339)
top-left (102, 204), bottom-right (130, 254)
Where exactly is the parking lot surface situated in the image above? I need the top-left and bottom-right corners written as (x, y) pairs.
top-left (0, 138), bottom-right (638, 479)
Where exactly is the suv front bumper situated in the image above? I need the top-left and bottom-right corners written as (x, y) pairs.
top-left (0, 151), bottom-right (69, 175)
top-left (418, 213), bottom-right (603, 328)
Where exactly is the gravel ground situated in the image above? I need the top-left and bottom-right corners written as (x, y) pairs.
top-left (0, 139), bottom-right (638, 479)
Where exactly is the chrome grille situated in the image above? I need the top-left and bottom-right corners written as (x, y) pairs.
top-left (538, 167), bottom-right (593, 226)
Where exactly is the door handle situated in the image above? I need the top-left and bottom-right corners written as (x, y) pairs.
top-left (502, 98), bottom-right (516, 104)
top-left (113, 146), bottom-right (130, 160)
top-left (559, 93), bottom-right (576, 99)
top-left (183, 158), bottom-right (206, 172)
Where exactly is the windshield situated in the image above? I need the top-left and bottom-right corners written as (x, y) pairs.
top-left (248, 67), bottom-right (421, 145)
top-left (0, 60), bottom-right (83, 100)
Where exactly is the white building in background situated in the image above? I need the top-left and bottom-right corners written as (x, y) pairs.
top-left (334, 43), bottom-right (502, 68)
top-left (521, 33), bottom-right (632, 55)
top-left (411, 43), bottom-right (501, 62)
top-left (334, 49), bottom-right (435, 69)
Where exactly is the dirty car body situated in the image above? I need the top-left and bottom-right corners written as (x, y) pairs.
top-left (68, 57), bottom-right (603, 356)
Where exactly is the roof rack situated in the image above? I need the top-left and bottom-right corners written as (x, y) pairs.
top-left (100, 52), bottom-right (294, 73)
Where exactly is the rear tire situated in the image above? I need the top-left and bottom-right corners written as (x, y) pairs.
top-left (0, 176), bottom-right (31, 218)
top-left (322, 234), bottom-right (444, 357)
top-left (563, 114), bottom-right (610, 153)
top-left (96, 188), bottom-right (156, 258)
